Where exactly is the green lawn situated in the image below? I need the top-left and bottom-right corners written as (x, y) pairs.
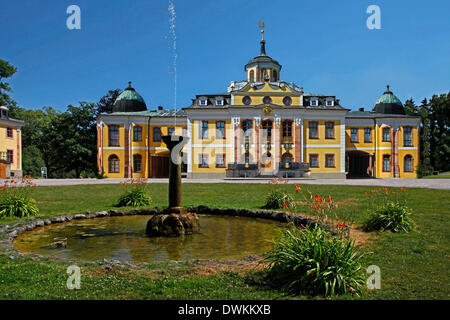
top-left (0, 183), bottom-right (449, 300)
top-left (421, 171), bottom-right (450, 179)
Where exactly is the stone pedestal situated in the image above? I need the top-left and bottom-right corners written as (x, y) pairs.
top-left (146, 135), bottom-right (199, 237)
top-left (145, 212), bottom-right (200, 236)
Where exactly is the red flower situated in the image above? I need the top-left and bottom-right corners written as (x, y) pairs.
top-left (295, 185), bottom-right (302, 192)
top-left (391, 190), bottom-right (396, 194)
top-left (281, 202), bottom-right (288, 208)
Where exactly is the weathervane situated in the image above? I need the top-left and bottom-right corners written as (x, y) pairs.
top-left (259, 20), bottom-right (265, 40)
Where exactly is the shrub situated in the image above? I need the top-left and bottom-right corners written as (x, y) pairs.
top-left (363, 201), bottom-right (415, 233)
top-left (117, 178), bottom-right (152, 207)
top-left (264, 226), bottom-right (365, 297)
top-left (0, 177), bottom-right (39, 218)
top-left (264, 190), bottom-right (294, 209)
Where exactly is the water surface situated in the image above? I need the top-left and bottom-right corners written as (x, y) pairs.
top-left (13, 215), bottom-right (283, 263)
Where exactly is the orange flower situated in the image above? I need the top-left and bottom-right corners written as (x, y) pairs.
top-left (370, 193), bottom-right (374, 196)
top-left (295, 185), bottom-right (302, 192)
top-left (326, 196), bottom-right (333, 203)
top-left (364, 192), bottom-right (368, 195)
top-left (391, 190), bottom-right (396, 194)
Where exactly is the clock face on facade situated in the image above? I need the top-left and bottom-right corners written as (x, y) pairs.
top-left (283, 96), bottom-right (292, 106)
top-left (263, 96), bottom-right (272, 104)
top-left (242, 96), bottom-right (251, 105)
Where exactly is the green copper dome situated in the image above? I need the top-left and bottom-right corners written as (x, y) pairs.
top-left (372, 85), bottom-right (405, 115)
top-left (112, 82), bottom-right (147, 113)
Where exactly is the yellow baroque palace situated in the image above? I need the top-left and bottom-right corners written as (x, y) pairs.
top-left (0, 106), bottom-right (25, 178)
top-left (97, 36), bottom-right (420, 179)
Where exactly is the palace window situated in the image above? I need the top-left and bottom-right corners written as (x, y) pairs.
top-left (404, 127), bottom-right (413, 146)
top-left (199, 154), bottom-right (208, 168)
top-left (199, 99), bottom-right (207, 106)
top-left (108, 125), bottom-right (119, 146)
top-left (326, 99), bottom-right (334, 107)
top-left (272, 70), bottom-right (278, 81)
top-left (249, 70), bottom-right (254, 82)
top-left (216, 98), bottom-right (224, 106)
top-left (200, 121), bottom-right (208, 139)
top-left (108, 155), bottom-right (119, 173)
top-left (262, 120), bottom-right (272, 140)
top-left (263, 96), bottom-right (272, 104)
top-left (6, 150), bottom-right (13, 164)
top-left (282, 120), bottom-right (292, 137)
top-left (350, 128), bottom-right (358, 143)
top-left (242, 96), bottom-right (251, 105)
top-left (216, 121), bottom-right (225, 139)
top-left (242, 120), bottom-right (252, 137)
top-left (382, 127), bottom-right (391, 142)
top-left (309, 154), bottom-right (319, 168)
top-left (383, 155), bottom-right (391, 172)
top-left (310, 98), bottom-right (318, 107)
top-left (404, 155), bottom-right (413, 172)
top-left (325, 154), bottom-right (335, 167)
top-left (215, 154), bottom-right (225, 168)
top-left (283, 96), bottom-right (292, 106)
top-left (153, 127), bottom-right (161, 142)
top-left (6, 127), bottom-right (13, 138)
top-left (325, 122), bottom-right (334, 139)
top-left (364, 128), bottom-right (372, 143)
top-left (168, 127), bottom-right (175, 136)
top-left (309, 122), bottom-right (318, 139)
top-left (133, 126), bottom-right (142, 141)
top-left (133, 154), bottom-right (142, 173)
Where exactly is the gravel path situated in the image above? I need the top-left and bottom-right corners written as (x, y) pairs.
top-left (3, 177), bottom-right (449, 190)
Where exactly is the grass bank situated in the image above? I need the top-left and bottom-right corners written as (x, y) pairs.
top-left (0, 183), bottom-right (448, 299)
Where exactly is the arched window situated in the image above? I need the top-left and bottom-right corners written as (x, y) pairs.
top-left (404, 155), bottom-right (413, 172)
top-left (272, 70), bottom-right (278, 81)
top-left (133, 154), bottom-right (142, 173)
top-left (108, 155), bottom-right (119, 173)
top-left (249, 70), bottom-right (254, 82)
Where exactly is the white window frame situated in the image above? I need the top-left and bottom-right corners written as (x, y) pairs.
top-left (326, 98), bottom-right (334, 107)
top-left (310, 98), bottom-right (318, 107)
top-left (199, 98), bottom-right (207, 106)
top-left (216, 98), bottom-right (224, 106)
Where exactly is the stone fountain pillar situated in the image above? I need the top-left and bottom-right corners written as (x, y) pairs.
top-left (145, 135), bottom-right (200, 237)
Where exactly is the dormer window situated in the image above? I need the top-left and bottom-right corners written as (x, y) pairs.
top-left (216, 98), bottom-right (224, 106)
top-left (310, 98), bottom-right (318, 107)
top-left (326, 99), bottom-right (334, 107)
top-left (199, 98), bottom-right (207, 106)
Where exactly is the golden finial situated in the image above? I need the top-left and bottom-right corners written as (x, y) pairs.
top-left (259, 20), bottom-right (265, 40)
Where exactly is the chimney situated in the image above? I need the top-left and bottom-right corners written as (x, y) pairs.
top-left (158, 106), bottom-right (163, 110)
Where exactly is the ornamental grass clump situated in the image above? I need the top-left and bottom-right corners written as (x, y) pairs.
top-left (117, 178), bottom-right (152, 207)
top-left (363, 201), bottom-right (415, 233)
top-left (0, 176), bottom-right (39, 218)
top-left (264, 225), bottom-right (365, 297)
top-left (362, 187), bottom-right (415, 233)
top-left (264, 177), bottom-right (295, 209)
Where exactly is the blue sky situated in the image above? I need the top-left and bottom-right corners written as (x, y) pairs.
top-left (1, 0), bottom-right (449, 111)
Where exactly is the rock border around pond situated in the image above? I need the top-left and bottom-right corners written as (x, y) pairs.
top-left (0, 206), bottom-right (325, 262)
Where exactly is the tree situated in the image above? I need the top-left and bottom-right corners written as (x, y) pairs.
top-left (0, 59), bottom-right (18, 107)
top-left (48, 102), bottom-right (97, 178)
top-left (96, 89), bottom-right (121, 114)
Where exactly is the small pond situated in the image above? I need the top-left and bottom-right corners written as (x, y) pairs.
top-left (13, 215), bottom-right (283, 263)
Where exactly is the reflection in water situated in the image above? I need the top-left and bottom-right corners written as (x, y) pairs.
top-left (14, 215), bottom-right (283, 263)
